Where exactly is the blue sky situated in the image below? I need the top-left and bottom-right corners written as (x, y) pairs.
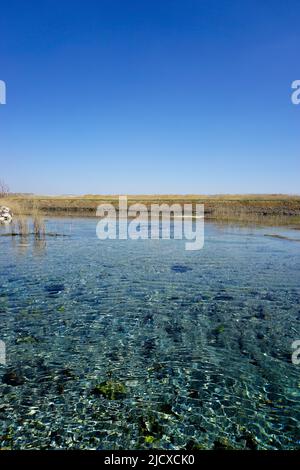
top-left (0, 0), bottom-right (299, 195)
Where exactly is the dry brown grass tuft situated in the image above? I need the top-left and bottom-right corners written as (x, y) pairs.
top-left (14, 215), bottom-right (29, 237)
top-left (4, 199), bottom-right (45, 237)
top-left (32, 205), bottom-right (45, 238)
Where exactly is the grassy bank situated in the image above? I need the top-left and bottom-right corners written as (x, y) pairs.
top-left (2, 194), bottom-right (300, 225)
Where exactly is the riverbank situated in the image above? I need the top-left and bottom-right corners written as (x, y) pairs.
top-left (2, 194), bottom-right (300, 225)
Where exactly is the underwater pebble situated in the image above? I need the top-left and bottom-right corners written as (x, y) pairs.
top-left (171, 265), bottom-right (192, 273)
top-left (2, 369), bottom-right (25, 386)
top-left (45, 284), bottom-right (65, 295)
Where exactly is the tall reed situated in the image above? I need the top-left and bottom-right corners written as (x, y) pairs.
top-left (16, 215), bottom-right (29, 236)
top-left (32, 208), bottom-right (46, 238)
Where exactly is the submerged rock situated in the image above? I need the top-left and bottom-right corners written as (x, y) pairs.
top-left (15, 335), bottom-right (39, 344)
top-left (45, 284), bottom-right (65, 295)
top-left (264, 234), bottom-right (300, 243)
top-left (91, 380), bottom-right (127, 400)
top-left (171, 265), bottom-right (192, 273)
top-left (2, 369), bottom-right (25, 386)
top-left (237, 429), bottom-right (258, 450)
top-left (214, 294), bottom-right (234, 301)
top-left (213, 437), bottom-right (236, 450)
top-left (213, 324), bottom-right (225, 335)
top-left (186, 439), bottom-right (207, 450)
top-left (138, 415), bottom-right (163, 440)
top-left (255, 305), bottom-right (266, 320)
top-left (158, 402), bottom-right (174, 415)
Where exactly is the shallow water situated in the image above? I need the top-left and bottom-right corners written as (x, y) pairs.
top-left (0, 218), bottom-right (300, 449)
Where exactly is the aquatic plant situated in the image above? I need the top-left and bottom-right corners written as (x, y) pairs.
top-left (32, 207), bottom-right (45, 238)
top-left (16, 215), bottom-right (29, 237)
top-left (213, 324), bottom-right (225, 335)
top-left (92, 380), bottom-right (127, 400)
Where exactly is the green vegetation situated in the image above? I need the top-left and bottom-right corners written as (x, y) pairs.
top-left (91, 380), bottom-right (127, 400)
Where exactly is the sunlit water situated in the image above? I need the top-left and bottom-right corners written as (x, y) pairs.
top-left (0, 218), bottom-right (300, 450)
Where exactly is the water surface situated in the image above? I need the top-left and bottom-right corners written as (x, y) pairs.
top-left (0, 218), bottom-right (300, 449)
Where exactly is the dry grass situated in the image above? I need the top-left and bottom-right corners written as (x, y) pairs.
top-left (16, 216), bottom-right (29, 237)
top-left (3, 199), bottom-right (45, 237)
top-left (31, 203), bottom-right (46, 238)
top-left (1, 194), bottom-right (300, 225)
top-left (8, 201), bottom-right (29, 237)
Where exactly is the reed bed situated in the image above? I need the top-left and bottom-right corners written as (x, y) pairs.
top-left (1, 194), bottom-right (300, 225)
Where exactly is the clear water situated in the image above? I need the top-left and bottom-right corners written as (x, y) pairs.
top-left (0, 218), bottom-right (300, 450)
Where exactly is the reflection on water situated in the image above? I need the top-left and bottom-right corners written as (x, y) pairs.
top-left (9, 234), bottom-right (46, 257)
top-left (32, 238), bottom-right (46, 256)
top-left (0, 218), bottom-right (300, 450)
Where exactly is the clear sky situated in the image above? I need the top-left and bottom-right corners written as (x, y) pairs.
top-left (0, 0), bottom-right (299, 195)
